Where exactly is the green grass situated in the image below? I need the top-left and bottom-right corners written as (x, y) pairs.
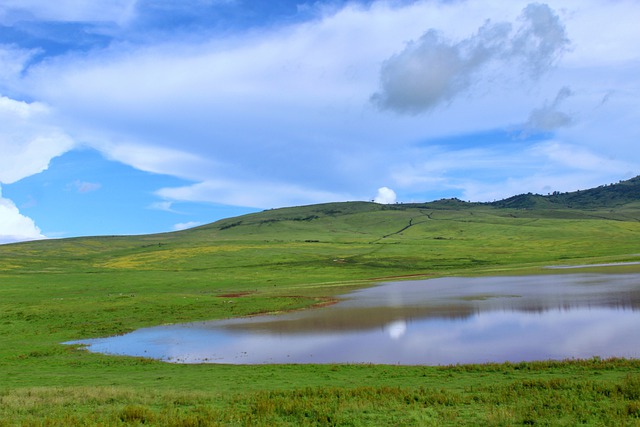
top-left (2, 202), bottom-right (640, 425)
top-left (2, 360), bottom-right (640, 425)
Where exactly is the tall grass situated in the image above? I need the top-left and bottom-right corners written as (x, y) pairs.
top-left (2, 369), bottom-right (640, 425)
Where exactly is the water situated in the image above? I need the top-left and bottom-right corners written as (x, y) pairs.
top-left (68, 273), bottom-right (640, 365)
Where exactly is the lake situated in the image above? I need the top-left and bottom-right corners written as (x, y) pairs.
top-left (68, 272), bottom-right (640, 365)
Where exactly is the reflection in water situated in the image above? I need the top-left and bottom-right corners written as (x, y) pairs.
top-left (385, 320), bottom-right (407, 340)
top-left (68, 273), bottom-right (640, 365)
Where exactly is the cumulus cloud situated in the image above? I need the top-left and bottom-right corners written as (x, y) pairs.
top-left (0, 187), bottom-right (45, 244)
top-left (0, 95), bottom-right (75, 243)
top-left (374, 187), bottom-right (397, 204)
top-left (510, 3), bottom-right (571, 77)
top-left (371, 24), bottom-right (510, 114)
top-left (372, 3), bottom-right (569, 114)
top-left (0, 96), bottom-right (75, 184)
top-left (524, 86), bottom-right (574, 132)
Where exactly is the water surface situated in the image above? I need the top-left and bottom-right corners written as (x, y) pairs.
top-left (69, 273), bottom-right (640, 365)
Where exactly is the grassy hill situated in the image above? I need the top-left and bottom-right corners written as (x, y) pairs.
top-left (1, 176), bottom-right (640, 425)
top-left (490, 175), bottom-right (640, 210)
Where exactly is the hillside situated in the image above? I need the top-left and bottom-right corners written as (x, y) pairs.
top-left (490, 175), bottom-right (640, 209)
top-left (2, 175), bottom-right (639, 280)
top-left (2, 175), bottom-right (639, 259)
top-left (192, 175), bottom-right (640, 237)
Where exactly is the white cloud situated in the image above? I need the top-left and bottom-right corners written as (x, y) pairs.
top-left (173, 221), bottom-right (202, 231)
top-left (374, 187), bottom-right (397, 204)
top-left (528, 141), bottom-right (633, 174)
top-left (561, 0), bottom-right (640, 66)
top-left (156, 179), bottom-right (350, 209)
top-left (0, 96), bottom-right (75, 184)
top-left (148, 201), bottom-right (177, 212)
top-left (0, 45), bottom-right (41, 86)
top-left (0, 0), bottom-right (136, 24)
top-left (0, 95), bottom-right (75, 242)
top-left (387, 136), bottom-right (637, 203)
top-left (0, 186), bottom-right (45, 244)
top-left (102, 142), bottom-right (216, 181)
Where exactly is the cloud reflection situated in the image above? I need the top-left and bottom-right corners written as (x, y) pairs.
top-left (385, 320), bottom-right (407, 340)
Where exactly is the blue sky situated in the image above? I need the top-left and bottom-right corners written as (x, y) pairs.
top-left (2, 149), bottom-right (256, 237)
top-left (1, 0), bottom-right (639, 243)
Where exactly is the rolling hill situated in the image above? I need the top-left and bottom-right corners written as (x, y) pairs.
top-left (2, 174), bottom-right (639, 280)
top-left (490, 175), bottom-right (640, 210)
top-left (201, 174), bottom-right (640, 236)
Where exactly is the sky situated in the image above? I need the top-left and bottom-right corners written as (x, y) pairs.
top-left (1, 0), bottom-right (639, 243)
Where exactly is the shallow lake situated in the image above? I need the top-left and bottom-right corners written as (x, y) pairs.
top-left (69, 273), bottom-right (640, 365)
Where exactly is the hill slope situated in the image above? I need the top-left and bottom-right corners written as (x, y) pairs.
top-left (490, 175), bottom-right (640, 209)
top-left (2, 175), bottom-right (639, 280)
top-left (189, 174), bottom-right (640, 238)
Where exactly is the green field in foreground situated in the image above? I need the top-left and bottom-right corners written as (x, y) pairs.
top-left (2, 200), bottom-right (640, 425)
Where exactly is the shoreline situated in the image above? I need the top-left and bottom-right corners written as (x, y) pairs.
top-left (544, 261), bottom-right (640, 269)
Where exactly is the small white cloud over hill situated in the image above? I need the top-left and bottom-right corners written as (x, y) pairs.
top-left (173, 221), bottom-right (202, 231)
top-left (374, 187), bottom-right (397, 204)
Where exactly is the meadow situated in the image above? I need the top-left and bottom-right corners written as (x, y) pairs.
top-left (2, 199), bottom-right (640, 425)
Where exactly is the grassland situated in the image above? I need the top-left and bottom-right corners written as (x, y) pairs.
top-left (2, 199), bottom-right (640, 425)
